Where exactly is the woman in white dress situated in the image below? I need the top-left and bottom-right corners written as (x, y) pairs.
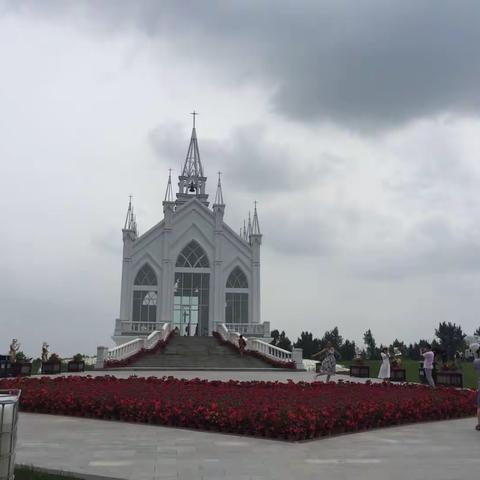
top-left (378, 347), bottom-right (391, 380)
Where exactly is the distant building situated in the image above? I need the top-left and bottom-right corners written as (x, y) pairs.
top-left (113, 119), bottom-right (263, 345)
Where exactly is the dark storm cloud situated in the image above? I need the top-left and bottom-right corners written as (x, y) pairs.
top-left (6, 0), bottom-right (480, 131)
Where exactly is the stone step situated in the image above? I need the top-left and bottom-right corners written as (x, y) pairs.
top-left (127, 334), bottom-right (272, 369)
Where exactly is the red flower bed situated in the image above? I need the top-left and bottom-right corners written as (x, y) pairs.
top-left (104, 331), bottom-right (175, 368)
top-left (212, 331), bottom-right (296, 369)
top-left (0, 376), bottom-right (475, 441)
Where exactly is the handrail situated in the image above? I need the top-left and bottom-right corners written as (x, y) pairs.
top-left (248, 338), bottom-right (292, 361)
top-left (107, 322), bottom-right (171, 362)
top-left (107, 338), bottom-right (144, 362)
top-left (215, 323), bottom-right (292, 363)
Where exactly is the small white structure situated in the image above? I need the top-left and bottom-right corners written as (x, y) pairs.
top-left (113, 118), bottom-right (267, 345)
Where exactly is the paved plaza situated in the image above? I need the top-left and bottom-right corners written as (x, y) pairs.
top-left (17, 412), bottom-right (479, 480)
top-left (14, 369), bottom-right (478, 480)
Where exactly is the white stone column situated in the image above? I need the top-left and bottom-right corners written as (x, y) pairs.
top-left (119, 231), bottom-right (134, 321)
top-left (95, 346), bottom-right (109, 369)
top-left (292, 348), bottom-right (304, 370)
top-left (250, 234), bottom-right (262, 324)
top-left (212, 204), bottom-right (225, 333)
top-left (161, 201), bottom-right (175, 323)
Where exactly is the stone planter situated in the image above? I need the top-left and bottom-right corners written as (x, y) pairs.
top-left (436, 371), bottom-right (463, 388)
top-left (10, 362), bottom-right (32, 377)
top-left (349, 365), bottom-right (370, 378)
top-left (41, 361), bottom-right (62, 375)
top-left (67, 360), bottom-right (85, 373)
top-left (390, 368), bottom-right (406, 382)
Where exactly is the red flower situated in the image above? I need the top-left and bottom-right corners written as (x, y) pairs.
top-left (0, 376), bottom-right (475, 441)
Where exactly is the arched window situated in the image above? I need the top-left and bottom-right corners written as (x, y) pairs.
top-left (176, 240), bottom-right (210, 268)
top-left (134, 264), bottom-right (157, 285)
top-left (225, 267), bottom-right (249, 324)
top-left (226, 267), bottom-right (248, 288)
top-left (132, 264), bottom-right (158, 326)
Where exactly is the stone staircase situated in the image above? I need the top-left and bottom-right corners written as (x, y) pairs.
top-left (127, 335), bottom-right (274, 370)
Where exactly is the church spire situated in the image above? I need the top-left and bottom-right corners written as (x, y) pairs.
top-left (252, 201), bottom-right (261, 235)
top-left (123, 196), bottom-right (138, 239)
top-left (176, 111), bottom-right (209, 207)
top-left (182, 112), bottom-right (204, 179)
top-left (164, 169), bottom-right (174, 202)
top-left (213, 171), bottom-right (224, 206)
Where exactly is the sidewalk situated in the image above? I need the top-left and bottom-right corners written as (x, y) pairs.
top-left (17, 413), bottom-right (479, 480)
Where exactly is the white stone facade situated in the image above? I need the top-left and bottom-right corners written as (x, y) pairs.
top-left (113, 126), bottom-right (262, 345)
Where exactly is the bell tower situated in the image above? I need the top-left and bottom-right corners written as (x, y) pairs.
top-left (176, 111), bottom-right (209, 207)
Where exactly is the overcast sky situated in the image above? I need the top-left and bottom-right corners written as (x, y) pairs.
top-left (1, 0), bottom-right (480, 357)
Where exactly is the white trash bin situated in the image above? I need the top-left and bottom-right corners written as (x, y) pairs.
top-left (0, 390), bottom-right (21, 480)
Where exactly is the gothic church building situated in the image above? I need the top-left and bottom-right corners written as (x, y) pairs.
top-left (113, 123), bottom-right (262, 344)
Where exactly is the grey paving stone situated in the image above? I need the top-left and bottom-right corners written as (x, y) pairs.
top-left (15, 399), bottom-right (480, 480)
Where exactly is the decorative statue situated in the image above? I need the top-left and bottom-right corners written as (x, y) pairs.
top-left (41, 342), bottom-right (49, 362)
top-left (9, 339), bottom-right (20, 363)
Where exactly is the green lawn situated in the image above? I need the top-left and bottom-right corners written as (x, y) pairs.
top-left (342, 359), bottom-right (479, 389)
top-left (15, 467), bottom-right (80, 480)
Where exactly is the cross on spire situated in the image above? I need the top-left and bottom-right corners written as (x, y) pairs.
top-left (191, 110), bottom-right (199, 128)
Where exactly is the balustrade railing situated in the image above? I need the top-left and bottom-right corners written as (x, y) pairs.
top-left (107, 338), bottom-right (144, 362)
top-left (222, 322), bottom-right (270, 337)
top-left (105, 322), bottom-right (172, 364)
top-left (248, 338), bottom-right (292, 361)
top-left (215, 323), bottom-right (294, 365)
top-left (114, 320), bottom-right (165, 335)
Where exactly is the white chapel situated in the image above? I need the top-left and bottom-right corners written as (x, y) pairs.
top-left (112, 119), bottom-right (266, 345)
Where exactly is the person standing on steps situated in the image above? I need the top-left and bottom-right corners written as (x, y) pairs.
top-left (312, 342), bottom-right (340, 382)
top-left (421, 344), bottom-right (435, 388)
top-left (378, 346), bottom-right (391, 380)
top-left (238, 335), bottom-right (247, 356)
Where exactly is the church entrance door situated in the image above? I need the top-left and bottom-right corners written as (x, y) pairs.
top-left (173, 272), bottom-right (210, 336)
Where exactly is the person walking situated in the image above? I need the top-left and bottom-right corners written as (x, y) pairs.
top-left (378, 347), bottom-right (391, 380)
top-left (421, 344), bottom-right (435, 388)
top-left (312, 342), bottom-right (340, 382)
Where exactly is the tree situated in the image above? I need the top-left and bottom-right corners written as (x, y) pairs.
top-left (339, 339), bottom-right (356, 360)
top-left (406, 339), bottom-right (431, 360)
top-left (270, 330), bottom-right (280, 346)
top-left (320, 327), bottom-right (343, 350)
top-left (389, 339), bottom-right (407, 356)
top-left (435, 322), bottom-right (466, 361)
top-left (294, 331), bottom-right (321, 359)
top-left (277, 331), bottom-right (292, 352)
top-left (474, 326), bottom-right (480, 336)
top-left (363, 329), bottom-right (377, 359)
top-left (271, 330), bottom-right (292, 352)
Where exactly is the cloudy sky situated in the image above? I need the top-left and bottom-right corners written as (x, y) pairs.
top-left (1, 0), bottom-right (480, 357)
